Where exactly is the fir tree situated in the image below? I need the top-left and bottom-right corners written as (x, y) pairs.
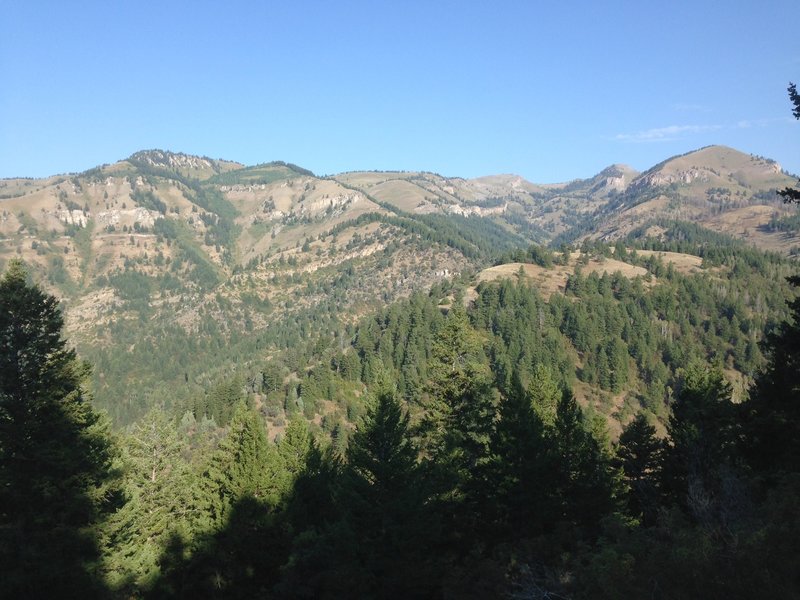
top-left (615, 414), bottom-right (663, 524)
top-left (202, 402), bottom-right (282, 522)
top-left (486, 374), bottom-right (551, 542)
top-left (102, 409), bottom-right (203, 592)
top-left (0, 260), bottom-right (117, 598)
top-left (340, 390), bottom-right (440, 598)
top-left (743, 275), bottom-right (800, 480)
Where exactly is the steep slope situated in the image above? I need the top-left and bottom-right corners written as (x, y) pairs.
top-left (585, 145), bottom-right (799, 252)
top-left (0, 151), bottom-right (527, 423)
top-left (1, 144), bottom-right (796, 425)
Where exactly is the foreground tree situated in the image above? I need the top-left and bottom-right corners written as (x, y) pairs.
top-left (779, 82), bottom-right (800, 203)
top-left (615, 413), bottom-right (663, 525)
top-left (102, 410), bottom-right (203, 593)
top-left (0, 260), bottom-right (117, 598)
top-left (340, 390), bottom-right (439, 597)
top-left (743, 275), bottom-right (800, 479)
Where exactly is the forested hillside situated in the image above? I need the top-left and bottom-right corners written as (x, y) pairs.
top-left (2, 143), bottom-right (800, 598)
top-left (2, 254), bottom-right (799, 598)
top-left (0, 146), bottom-right (798, 427)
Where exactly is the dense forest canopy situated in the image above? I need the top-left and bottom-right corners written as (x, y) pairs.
top-left (3, 215), bottom-right (800, 598)
top-left (3, 96), bottom-right (800, 596)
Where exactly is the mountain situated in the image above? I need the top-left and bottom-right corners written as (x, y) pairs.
top-left (0, 145), bottom-right (797, 424)
top-left (585, 145), bottom-right (799, 251)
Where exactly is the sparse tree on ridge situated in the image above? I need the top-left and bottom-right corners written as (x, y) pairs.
top-left (779, 82), bottom-right (800, 203)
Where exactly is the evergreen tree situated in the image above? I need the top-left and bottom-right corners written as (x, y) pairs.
top-left (0, 260), bottom-right (117, 598)
top-left (340, 390), bottom-right (439, 597)
top-left (528, 363), bottom-right (560, 426)
top-left (662, 365), bottom-right (741, 527)
top-left (421, 302), bottom-right (494, 504)
top-left (743, 275), bottom-right (800, 479)
top-left (779, 83), bottom-right (800, 203)
top-left (615, 414), bottom-right (663, 524)
top-left (278, 417), bottom-right (316, 495)
top-left (202, 402), bottom-right (282, 523)
top-left (486, 374), bottom-right (551, 542)
top-left (102, 409), bottom-right (203, 592)
top-left (549, 390), bottom-right (619, 536)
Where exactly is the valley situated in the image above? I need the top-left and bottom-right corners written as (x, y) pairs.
top-left (3, 144), bottom-right (799, 598)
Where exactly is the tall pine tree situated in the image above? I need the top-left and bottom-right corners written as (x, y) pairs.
top-left (0, 260), bottom-right (117, 598)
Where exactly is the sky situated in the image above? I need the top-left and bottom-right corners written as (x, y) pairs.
top-left (1, 0), bottom-right (798, 182)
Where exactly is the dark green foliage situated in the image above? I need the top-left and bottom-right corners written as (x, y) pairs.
top-left (131, 188), bottom-right (167, 214)
top-left (742, 275), bottom-right (800, 479)
top-left (282, 391), bottom-right (440, 598)
top-left (661, 365), bottom-right (740, 521)
top-left (151, 496), bottom-right (287, 600)
top-left (495, 242), bottom-right (555, 267)
top-left (485, 374), bottom-right (551, 542)
top-left (153, 217), bottom-right (221, 290)
top-left (325, 209), bottom-right (523, 260)
top-left (202, 402), bottom-right (282, 522)
top-left (779, 82), bottom-right (800, 203)
top-left (550, 390), bottom-right (620, 536)
top-left (339, 391), bottom-right (440, 597)
top-left (421, 303), bottom-right (495, 536)
top-left (615, 414), bottom-right (663, 524)
top-left (0, 260), bottom-right (116, 598)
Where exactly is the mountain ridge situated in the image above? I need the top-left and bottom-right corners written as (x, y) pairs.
top-left (1, 143), bottom-right (797, 422)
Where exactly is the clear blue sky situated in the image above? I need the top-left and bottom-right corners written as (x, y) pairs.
top-left (2, 0), bottom-right (798, 182)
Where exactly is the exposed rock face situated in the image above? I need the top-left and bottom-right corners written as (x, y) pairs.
top-left (58, 209), bottom-right (88, 227)
top-left (220, 184), bottom-right (270, 192)
top-left (444, 202), bottom-right (507, 217)
top-left (300, 193), bottom-right (360, 216)
top-left (630, 168), bottom-right (709, 191)
top-left (96, 207), bottom-right (159, 228)
top-left (129, 150), bottom-right (217, 172)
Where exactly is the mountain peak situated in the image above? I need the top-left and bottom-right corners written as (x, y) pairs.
top-left (126, 149), bottom-right (243, 180)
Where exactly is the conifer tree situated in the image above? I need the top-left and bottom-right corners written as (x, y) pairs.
top-left (102, 409), bottom-right (202, 592)
top-left (203, 402), bottom-right (282, 522)
top-left (615, 414), bottom-right (663, 524)
top-left (743, 275), bottom-right (800, 479)
top-left (0, 260), bottom-right (116, 598)
top-left (487, 374), bottom-right (551, 541)
top-left (339, 390), bottom-right (439, 597)
top-left (662, 364), bottom-right (739, 525)
top-left (549, 390), bottom-right (619, 536)
top-left (422, 303), bottom-right (493, 489)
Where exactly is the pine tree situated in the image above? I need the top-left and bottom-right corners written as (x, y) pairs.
top-left (743, 275), bottom-right (800, 479)
top-left (203, 402), bottom-right (282, 523)
top-left (339, 390), bottom-right (439, 598)
top-left (615, 414), bottom-right (663, 524)
top-left (487, 374), bottom-right (551, 541)
top-left (102, 410), bottom-right (202, 592)
top-left (0, 260), bottom-right (117, 598)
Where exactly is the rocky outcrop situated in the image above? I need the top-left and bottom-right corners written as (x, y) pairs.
top-left (58, 209), bottom-right (88, 227)
top-left (129, 150), bottom-right (217, 172)
top-left (96, 207), bottom-right (159, 228)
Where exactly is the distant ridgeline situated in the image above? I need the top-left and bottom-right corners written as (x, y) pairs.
top-left (2, 144), bottom-right (800, 596)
